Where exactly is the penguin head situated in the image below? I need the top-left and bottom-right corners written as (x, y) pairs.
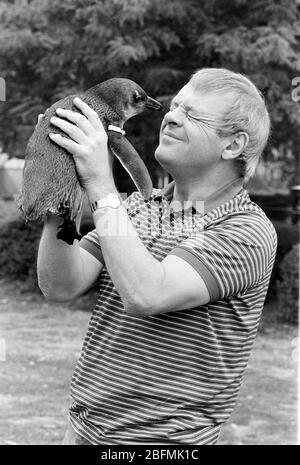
top-left (95, 78), bottom-right (163, 122)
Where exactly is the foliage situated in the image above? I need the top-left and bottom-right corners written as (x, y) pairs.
top-left (0, 200), bottom-right (96, 294)
top-left (0, 216), bottom-right (42, 291)
top-left (266, 220), bottom-right (299, 303)
top-left (0, 0), bottom-right (300, 188)
top-left (275, 243), bottom-right (299, 324)
top-left (272, 220), bottom-right (300, 263)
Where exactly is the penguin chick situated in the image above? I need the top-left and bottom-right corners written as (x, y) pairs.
top-left (18, 78), bottom-right (163, 245)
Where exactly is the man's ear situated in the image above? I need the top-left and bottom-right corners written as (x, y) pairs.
top-left (221, 132), bottom-right (249, 160)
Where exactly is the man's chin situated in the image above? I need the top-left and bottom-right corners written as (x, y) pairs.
top-left (154, 146), bottom-right (173, 167)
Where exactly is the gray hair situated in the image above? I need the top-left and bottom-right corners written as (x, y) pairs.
top-left (189, 68), bottom-right (271, 181)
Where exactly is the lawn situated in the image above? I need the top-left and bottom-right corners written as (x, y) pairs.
top-left (0, 279), bottom-right (298, 445)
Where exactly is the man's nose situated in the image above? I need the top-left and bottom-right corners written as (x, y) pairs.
top-left (163, 107), bottom-right (184, 126)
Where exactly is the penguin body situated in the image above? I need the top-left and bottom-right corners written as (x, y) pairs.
top-left (19, 79), bottom-right (162, 244)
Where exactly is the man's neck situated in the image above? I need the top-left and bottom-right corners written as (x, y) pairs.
top-left (170, 172), bottom-right (244, 212)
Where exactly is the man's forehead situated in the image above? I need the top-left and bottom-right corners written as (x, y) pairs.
top-left (173, 83), bottom-right (231, 113)
top-left (172, 83), bottom-right (194, 105)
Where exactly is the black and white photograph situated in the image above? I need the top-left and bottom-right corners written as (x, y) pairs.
top-left (0, 0), bottom-right (298, 447)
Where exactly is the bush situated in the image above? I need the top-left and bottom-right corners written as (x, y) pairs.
top-left (275, 244), bottom-right (299, 324)
top-left (0, 196), bottom-right (95, 294)
top-left (0, 214), bottom-right (99, 306)
top-left (0, 217), bottom-right (43, 292)
top-left (0, 209), bottom-right (96, 297)
top-left (272, 221), bottom-right (300, 262)
top-left (266, 221), bottom-right (299, 303)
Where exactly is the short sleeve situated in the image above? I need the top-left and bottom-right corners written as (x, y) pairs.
top-left (168, 213), bottom-right (277, 301)
top-left (79, 191), bottom-right (142, 263)
top-left (79, 229), bottom-right (104, 263)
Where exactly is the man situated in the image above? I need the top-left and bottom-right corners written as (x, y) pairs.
top-left (37, 68), bottom-right (277, 445)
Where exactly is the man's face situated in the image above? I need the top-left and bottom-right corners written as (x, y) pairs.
top-left (154, 83), bottom-right (231, 180)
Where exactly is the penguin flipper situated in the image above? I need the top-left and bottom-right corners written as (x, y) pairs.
top-left (107, 132), bottom-right (153, 199)
top-left (56, 216), bottom-right (82, 245)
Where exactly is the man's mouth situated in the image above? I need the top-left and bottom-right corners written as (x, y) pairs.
top-left (162, 130), bottom-right (181, 141)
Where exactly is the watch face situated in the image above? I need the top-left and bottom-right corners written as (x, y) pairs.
top-left (108, 193), bottom-right (120, 208)
top-left (91, 194), bottom-right (121, 212)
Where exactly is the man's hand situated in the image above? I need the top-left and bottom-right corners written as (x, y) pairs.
top-left (48, 97), bottom-right (114, 192)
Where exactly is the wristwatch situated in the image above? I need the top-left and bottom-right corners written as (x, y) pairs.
top-left (90, 193), bottom-right (121, 213)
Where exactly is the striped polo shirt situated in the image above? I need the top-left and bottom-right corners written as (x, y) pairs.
top-left (69, 178), bottom-right (277, 445)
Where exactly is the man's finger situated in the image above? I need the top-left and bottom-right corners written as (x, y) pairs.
top-left (55, 108), bottom-right (92, 136)
top-left (50, 116), bottom-right (86, 144)
top-left (49, 133), bottom-right (82, 157)
top-left (73, 97), bottom-right (105, 132)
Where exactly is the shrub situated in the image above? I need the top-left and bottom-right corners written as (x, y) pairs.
top-left (266, 221), bottom-right (299, 303)
top-left (275, 244), bottom-right (299, 324)
top-left (0, 217), bottom-right (43, 292)
top-left (272, 221), bottom-right (300, 262)
top-left (0, 211), bottom-right (96, 296)
top-left (0, 214), bottom-right (99, 306)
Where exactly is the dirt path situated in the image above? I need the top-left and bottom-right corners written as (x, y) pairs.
top-left (0, 281), bottom-right (298, 445)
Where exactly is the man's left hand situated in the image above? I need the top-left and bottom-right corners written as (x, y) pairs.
top-left (49, 97), bottom-right (114, 192)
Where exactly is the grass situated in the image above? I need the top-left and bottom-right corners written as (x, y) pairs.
top-left (0, 279), bottom-right (297, 445)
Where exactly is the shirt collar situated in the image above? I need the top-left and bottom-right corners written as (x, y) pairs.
top-left (153, 177), bottom-right (244, 214)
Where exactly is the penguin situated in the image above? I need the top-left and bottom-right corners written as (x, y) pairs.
top-left (18, 78), bottom-right (163, 245)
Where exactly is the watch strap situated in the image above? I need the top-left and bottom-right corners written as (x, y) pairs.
top-left (90, 193), bottom-right (121, 213)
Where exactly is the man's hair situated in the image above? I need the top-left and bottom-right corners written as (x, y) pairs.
top-left (189, 68), bottom-right (271, 181)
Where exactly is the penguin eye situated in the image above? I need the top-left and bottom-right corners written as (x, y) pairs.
top-left (134, 93), bottom-right (144, 103)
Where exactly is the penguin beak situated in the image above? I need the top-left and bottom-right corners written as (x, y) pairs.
top-left (145, 96), bottom-right (163, 111)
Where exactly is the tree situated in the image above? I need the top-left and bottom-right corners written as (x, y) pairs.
top-left (0, 0), bottom-right (300, 190)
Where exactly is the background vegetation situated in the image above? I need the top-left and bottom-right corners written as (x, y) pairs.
top-left (1, 0), bottom-right (300, 187)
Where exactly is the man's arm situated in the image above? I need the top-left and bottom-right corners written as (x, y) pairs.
top-left (89, 188), bottom-right (210, 317)
top-left (37, 214), bottom-right (103, 302)
top-left (90, 192), bottom-right (275, 317)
